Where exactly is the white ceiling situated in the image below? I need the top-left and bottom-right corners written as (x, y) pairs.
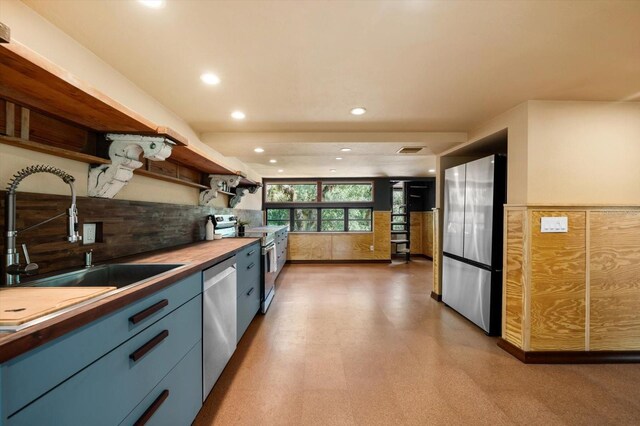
top-left (21, 0), bottom-right (640, 177)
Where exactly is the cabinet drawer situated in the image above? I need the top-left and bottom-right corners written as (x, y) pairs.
top-left (2, 273), bottom-right (201, 416)
top-left (237, 282), bottom-right (260, 343)
top-left (236, 242), bottom-right (260, 272)
top-left (7, 295), bottom-right (202, 426)
top-left (119, 341), bottom-right (202, 426)
top-left (237, 242), bottom-right (261, 297)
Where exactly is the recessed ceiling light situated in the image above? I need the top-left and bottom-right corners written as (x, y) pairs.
top-left (231, 111), bottom-right (246, 120)
top-left (138, 0), bottom-right (165, 9)
top-left (254, 147), bottom-right (264, 153)
top-left (340, 148), bottom-right (352, 152)
top-left (350, 107), bottom-right (366, 116)
top-left (330, 169), bottom-right (336, 173)
top-left (269, 159), bottom-right (277, 163)
top-left (428, 169), bottom-right (436, 173)
top-left (278, 169), bottom-right (284, 173)
top-left (200, 73), bottom-right (220, 85)
top-left (335, 157), bottom-right (343, 160)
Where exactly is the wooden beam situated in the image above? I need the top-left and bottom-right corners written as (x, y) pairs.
top-left (5, 101), bottom-right (14, 136)
top-left (20, 107), bottom-right (29, 140)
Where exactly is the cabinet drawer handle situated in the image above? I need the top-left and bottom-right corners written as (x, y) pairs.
top-left (247, 287), bottom-right (255, 296)
top-left (247, 249), bottom-right (256, 256)
top-left (129, 299), bottom-right (168, 325)
top-left (134, 389), bottom-right (169, 426)
top-left (247, 262), bottom-right (255, 270)
top-left (130, 330), bottom-right (169, 363)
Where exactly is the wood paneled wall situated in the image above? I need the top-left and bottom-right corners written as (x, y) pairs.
top-left (409, 211), bottom-right (434, 257)
top-left (504, 205), bottom-right (640, 352)
top-left (288, 212), bottom-right (391, 261)
top-left (504, 209), bottom-right (525, 348)
top-left (0, 191), bottom-right (225, 275)
top-left (590, 211), bottom-right (640, 350)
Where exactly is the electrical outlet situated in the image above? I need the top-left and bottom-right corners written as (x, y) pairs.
top-left (370, 245), bottom-right (374, 251)
top-left (83, 223), bottom-right (97, 244)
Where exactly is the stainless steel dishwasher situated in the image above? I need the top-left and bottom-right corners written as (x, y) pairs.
top-left (202, 255), bottom-right (237, 401)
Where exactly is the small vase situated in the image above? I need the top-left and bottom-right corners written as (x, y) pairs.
top-left (238, 225), bottom-right (245, 236)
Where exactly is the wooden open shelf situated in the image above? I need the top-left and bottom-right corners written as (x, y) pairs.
top-left (0, 135), bottom-right (206, 190)
top-left (0, 42), bottom-right (186, 145)
top-left (0, 40), bottom-right (259, 189)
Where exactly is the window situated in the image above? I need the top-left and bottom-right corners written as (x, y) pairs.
top-left (293, 208), bottom-right (317, 232)
top-left (266, 183), bottom-right (317, 203)
top-left (266, 209), bottom-right (290, 230)
top-left (321, 209), bottom-right (344, 232)
top-left (322, 183), bottom-right (373, 202)
top-left (265, 180), bottom-right (374, 232)
top-left (348, 208), bottom-right (372, 232)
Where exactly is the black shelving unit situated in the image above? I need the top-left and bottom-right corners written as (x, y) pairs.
top-left (390, 183), bottom-right (410, 261)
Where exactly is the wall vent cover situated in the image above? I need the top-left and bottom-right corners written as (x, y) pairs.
top-left (396, 147), bottom-right (424, 154)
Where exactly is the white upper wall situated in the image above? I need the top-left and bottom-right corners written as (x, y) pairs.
top-left (527, 100), bottom-right (640, 205)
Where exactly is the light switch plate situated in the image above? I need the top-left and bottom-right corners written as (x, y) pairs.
top-left (541, 217), bottom-right (568, 233)
top-left (83, 223), bottom-right (97, 244)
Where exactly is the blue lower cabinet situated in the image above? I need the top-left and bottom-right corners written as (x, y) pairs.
top-left (119, 341), bottom-right (202, 426)
top-left (2, 272), bottom-right (201, 417)
top-left (6, 295), bottom-right (201, 426)
top-left (237, 282), bottom-right (260, 343)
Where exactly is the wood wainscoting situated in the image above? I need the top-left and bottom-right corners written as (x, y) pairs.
top-left (502, 205), bottom-right (640, 362)
top-left (287, 212), bottom-right (391, 262)
top-left (409, 211), bottom-right (434, 258)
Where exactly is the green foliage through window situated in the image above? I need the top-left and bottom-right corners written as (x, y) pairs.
top-left (266, 184), bottom-right (317, 203)
top-left (266, 209), bottom-right (290, 230)
top-left (322, 183), bottom-right (373, 202)
top-left (294, 209), bottom-right (317, 232)
top-left (265, 180), bottom-right (374, 232)
top-left (267, 207), bottom-right (372, 232)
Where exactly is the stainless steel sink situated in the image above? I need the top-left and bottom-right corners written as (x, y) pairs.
top-left (20, 263), bottom-right (186, 289)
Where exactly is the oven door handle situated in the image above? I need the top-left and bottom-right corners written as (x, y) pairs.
top-left (262, 243), bottom-right (275, 255)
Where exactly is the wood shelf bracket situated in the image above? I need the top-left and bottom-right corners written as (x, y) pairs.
top-left (229, 184), bottom-right (262, 208)
top-left (88, 134), bottom-right (175, 198)
top-left (199, 174), bottom-right (242, 205)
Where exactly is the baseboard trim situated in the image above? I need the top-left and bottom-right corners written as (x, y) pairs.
top-left (430, 291), bottom-right (442, 302)
top-left (286, 259), bottom-right (391, 264)
top-left (497, 338), bottom-right (640, 364)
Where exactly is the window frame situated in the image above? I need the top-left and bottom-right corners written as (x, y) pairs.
top-left (264, 178), bottom-right (375, 233)
top-left (265, 207), bottom-right (373, 233)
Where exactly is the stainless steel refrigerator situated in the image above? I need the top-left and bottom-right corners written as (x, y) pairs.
top-left (442, 154), bottom-right (506, 335)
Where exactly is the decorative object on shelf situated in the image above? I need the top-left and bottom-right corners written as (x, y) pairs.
top-left (88, 134), bottom-right (174, 198)
top-left (199, 174), bottom-right (242, 205)
top-left (229, 183), bottom-right (262, 208)
top-left (0, 22), bottom-right (10, 43)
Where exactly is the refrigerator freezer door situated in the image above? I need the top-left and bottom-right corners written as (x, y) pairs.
top-left (443, 164), bottom-right (466, 257)
top-left (463, 155), bottom-right (495, 266)
top-left (442, 256), bottom-right (492, 333)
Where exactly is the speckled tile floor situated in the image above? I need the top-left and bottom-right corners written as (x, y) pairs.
top-left (194, 259), bottom-right (640, 425)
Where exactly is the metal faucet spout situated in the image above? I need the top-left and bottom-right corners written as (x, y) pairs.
top-left (4, 165), bottom-right (82, 286)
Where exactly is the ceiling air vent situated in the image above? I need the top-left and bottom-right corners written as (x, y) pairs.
top-left (396, 147), bottom-right (424, 154)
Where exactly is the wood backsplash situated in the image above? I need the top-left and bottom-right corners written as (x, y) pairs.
top-left (0, 191), bottom-right (261, 276)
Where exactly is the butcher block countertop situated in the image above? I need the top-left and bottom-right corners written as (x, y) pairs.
top-left (0, 287), bottom-right (116, 326)
top-left (0, 238), bottom-right (259, 363)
